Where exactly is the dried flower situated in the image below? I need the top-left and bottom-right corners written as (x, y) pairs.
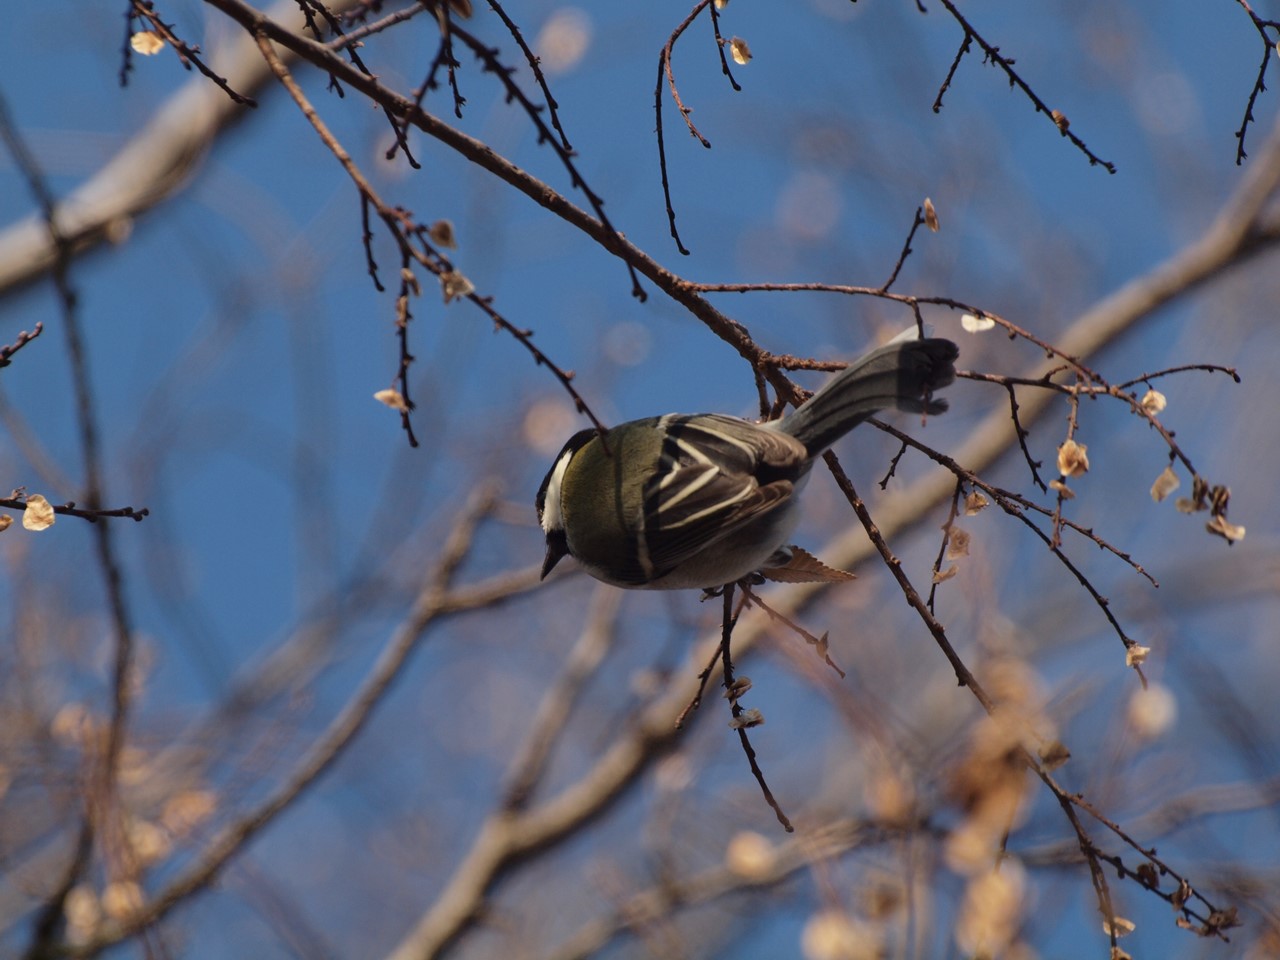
top-left (1150, 465), bottom-right (1179, 502)
top-left (1049, 479), bottom-right (1075, 499)
top-left (131, 31), bottom-right (165, 55)
top-left (440, 269), bottom-right (474, 303)
top-left (923, 197), bottom-right (940, 232)
top-left (373, 388), bottom-right (409, 413)
top-left (1125, 644), bottom-right (1151, 668)
top-left (1140, 388), bottom-right (1167, 415)
top-left (802, 910), bottom-right (880, 960)
top-left (1103, 916), bottom-right (1136, 938)
top-left (428, 219), bottom-right (457, 249)
top-left (1057, 438), bottom-right (1090, 478)
top-left (22, 494), bottom-right (55, 531)
top-left (1205, 514), bottom-right (1246, 543)
top-left (961, 313), bottom-right (995, 333)
top-left (1128, 682), bottom-right (1177, 739)
top-left (725, 831), bottom-right (776, 879)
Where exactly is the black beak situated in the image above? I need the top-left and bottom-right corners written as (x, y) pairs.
top-left (541, 532), bottom-right (569, 580)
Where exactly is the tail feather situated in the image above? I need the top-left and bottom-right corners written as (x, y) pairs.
top-left (776, 337), bottom-right (957, 455)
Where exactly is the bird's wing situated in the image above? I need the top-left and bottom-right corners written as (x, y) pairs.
top-left (640, 415), bottom-right (807, 577)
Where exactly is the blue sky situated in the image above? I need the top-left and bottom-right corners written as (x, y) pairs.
top-left (1, 2), bottom-right (1278, 957)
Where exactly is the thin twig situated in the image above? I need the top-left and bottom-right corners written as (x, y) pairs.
top-left (931, 0), bottom-right (1115, 173)
top-left (880, 206), bottom-right (927, 293)
top-left (1232, 0), bottom-right (1280, 164)
top-left (0, 493), bottom-right (149, 523)
top-left (655, 0), bottom-right (715, 255)
top-left (128, 0), bottom-right (257, 105)
top-left (485, 0), bottom-right (575, 152)
top-left (719, 584), bottom-right (793, 832)
top-left (0, 322), bottom-right (43, 367)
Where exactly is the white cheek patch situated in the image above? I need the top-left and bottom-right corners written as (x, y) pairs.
top-left (540, 449), bottom-right (573, 534)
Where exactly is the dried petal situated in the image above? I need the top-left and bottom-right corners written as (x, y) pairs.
top-left (1103, 916), bottom-right (1136, 938)
top-left (64, 884), bottom-right (100, 941)
top-left (1125, 644), bottom-right (1151, 668)
top-left (101, 881), bottom-right (143, 921)
top-left (932, 564), bottom-right (958, 584)
top-left (440, 269), bottom-right (474, 303)
top-left (947, 527), bottom-right (970, 560)
top-left (961, 312), bottom-right (995, 333)
top-left (955, 862), bottom-right (1026, 956)
top-left (1057, 438), bottom-right (1090, 478)
top-left (130, 31), bottom-right (165, 55)
top-left (1038, 739), bottom-right (1071, 771)
top-left (1049, 479), bottom-right (1075, 499)
top-left (1172, 878), bottom-right (1192, 909)
top-left (760, 545), bottom-right (855, 583)
top-left (923, 197), bottom-right (939, 232)
top-left (802, 910), bottom-right (879, 960)
top-left (1140, 388), bottom-right (1167, 415)
top-left (729, 708), bottom-right (764, 729)
top-left (723, 676), bottom-right (753, 701)
top-left (1051, 109), bottom-right (1070, 132)
top-left (964, 491), bottom-right (989, 515)
top-left (22, 494), bottom-right (55, 531)
top-left (0, 514), bottom-right (11, 532)
top-left (1128, 682), bottom-right (1177, 739)
top-left (1150, 465), bottom-right (1180, 502)
top-left (1205, 514), bottom-right (1246, 543)
top-left (864, 769), bottom-right (914, 823)
top-left (162, 789), bottom-right (218, 835)
top-left (428, 219), bottom-right (457, 249)
top-left (126, 818), bottom-right (171, 866)
top-left (373, 388), bottom-right (409, 413)
top-left (725, 831), bottom-right (776, 880)
top-left (729, 37), bottom-right (752, 65)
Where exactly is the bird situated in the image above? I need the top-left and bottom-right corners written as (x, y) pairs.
top-left (535, 335), bottom-right (958, 590)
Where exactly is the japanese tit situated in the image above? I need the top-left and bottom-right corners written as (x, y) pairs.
top-left (536, 336), bottom-right (958, 589)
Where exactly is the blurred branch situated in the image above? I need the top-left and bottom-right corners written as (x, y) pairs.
top-left (0, 87), bottom-right (143, 958)
top-left (375, 113), bottom-right (1280, 960)
top-left (7, 5), bottom-right (1280, 956)
top-left (501, 585), bottom-right (623, 810)
top-left (545, 817), bottom-right (933, 960)
top-left (70, 483), bottom-right (505, 957)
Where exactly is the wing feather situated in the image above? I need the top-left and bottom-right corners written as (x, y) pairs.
top-left (640, 415), bottom-right (807, 577)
